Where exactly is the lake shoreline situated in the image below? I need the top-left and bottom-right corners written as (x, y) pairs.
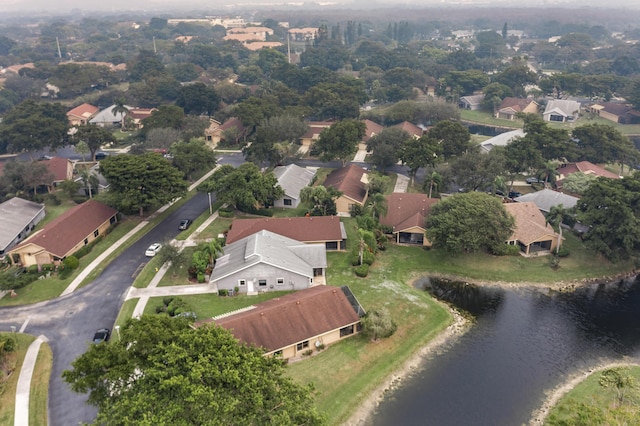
top-left (343, 270), bottom-right (638, 425)
top-left (344, 303), bottom-right (470, 426)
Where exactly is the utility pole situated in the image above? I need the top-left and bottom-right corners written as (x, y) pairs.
top-left (56, 37), bottom-right (62, 59)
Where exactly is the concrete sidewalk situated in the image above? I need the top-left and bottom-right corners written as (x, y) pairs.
top-left (14, 335), bottom-right (48, 426)
top-left (393, 174), bottom-right (409, 193)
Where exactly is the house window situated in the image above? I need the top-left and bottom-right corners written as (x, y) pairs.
top-left (296, 341), bottom-right (309, 351)
top-left (110, 216), bottom-right (116, 224)
top-left (340, 325), bottom-right (354, 337)
top-left (84, 238), bottom-right (89, 245)
top-left (94, 230), bottom-right (99, 237)
top-left (283, 198), bottom-right (292, 206)
top-left (276, 278), bottom-right (284, 286)
top-left (550, 115), bottom-right (563, 122)
top-left (238, 279), bottom-right (246, 286)
top-left (273, 350), bottom-right (283, 357)
top-left (258, 279), bottom-right (267, 287)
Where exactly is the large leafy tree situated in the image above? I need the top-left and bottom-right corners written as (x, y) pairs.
top-left (176, 82), bottom-right (220, 116)
top-left (446, 149), bottom-right (506, 193)
top-left (572, 123), bottom-right (638, 171)
top-left (400, 135), bottom-right (442, 184)
top-left (427, 120), bottom-right (472, 160)
top-left (0, 100), bottom-right (69, 155)
top-left (315, 119), bottom-right (366, 165)
top-left (199, 163), bottom-right (283, 212)
top-left (99, 152), bottom-right (188, 216)
top-left (244, 115), bottom-right (309, 166)
top-left (577, 174), bottom-right (640, 262)
top-left (366, 127), bottom-right (411, 172)
top-left (300, 186), bottom-right (340, 216)
top-left (170, 139), bottom-right (217, 181)
top-left (521, 114), bottom-right (574, 162)
top-left (140, 105), bottom-right (185, 137)
top-left (63, 315), bottom-right (325, 426)
top-left (73, 125), bottom-right (116, 161)
top-left (426, 192), bottom-right (514, 254)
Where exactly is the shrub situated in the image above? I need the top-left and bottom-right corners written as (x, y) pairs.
top-left (556, 246), bottom-right (570, 257)
top-left (362, 250), bottom-right (375, 266)
top-left (354, 264), bottom-right (369, 277)
top-left (255, 208), bottom-right (273, 217)
top-left (234, 286), bottom-right (239, 295)
top-left (361, 308), bottom-right (397, 341)
top-left (492, 244), bottom-right (520, 256)
top-left (350, 253), bottom-right (361, 266)
top-left (162, 296), bottom-right (175, 306)
top-left (350, 204), bottom-right (364, 217)
top-left (41, 263), bottom-right (55, 272)
top-left (27, 265), bottom-right (38, 273)
top-left (218, 289), bottom-right (229, 296)
top-left (63, 256), bottom-right (80, 270)
top-left (302, 349), bottom-right (314, 357)
top-left (155, 305), bottom-right (167, 314)
top-left (197, 272), bottom-right (205, 283)
top-left (1, 335), bottom-right (16, 353)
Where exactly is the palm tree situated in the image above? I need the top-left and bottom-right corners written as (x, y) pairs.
top-left (545, 204), bottom-right (565, 254)
top-left (202, 239), bottom-right (223, 267)
top-left (537, 161), bottom-right (559, 188)
top-left (111, 98), bottom-right (130, 131)
top-left (80, 169), bottom-right (99, 199)
top-left (368, 192), bottom-right (387, 220)
top-left (427, 171), bottom-right (442, 198)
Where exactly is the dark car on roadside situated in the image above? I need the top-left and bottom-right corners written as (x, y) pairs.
top-left (95, 152), bottom-right (108, 160)
top-left (526, 177), bottom-right (540, 184)
top-left (508, 191), bottom-right (523, 199)
top-left (92, 328), bottom-right (110, 344)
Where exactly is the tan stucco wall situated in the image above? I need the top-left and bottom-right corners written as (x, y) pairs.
top-left (265, 323), bottom-right (360, 360)
top-left (335, 196), bottom-right (364, 216)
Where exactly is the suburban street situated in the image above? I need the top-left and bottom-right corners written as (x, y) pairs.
top-left (0, 153), bottom-right (243, 425)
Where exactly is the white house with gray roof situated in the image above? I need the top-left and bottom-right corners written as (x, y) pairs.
top-left (514, 189), bottom-right (578, 213)
top-left (543, 99), bottom-right (581, 123)
top-left (273, 164), bottom-right (316, 208)
top-left (210, 230), bottom-right (327, 295)
top-left (89, 104), bottom-right (133, 127)
top-left (0, 197), bottom-right (45, 256)
top-left (480, 129), bottom-right (525, 153)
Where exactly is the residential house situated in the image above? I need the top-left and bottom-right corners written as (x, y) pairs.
top-left (224, 26), bottom-right (274, 43)
top-left (66, 103), bottom-right (99, 126)
top-left (503, 202), bottom-right (562, 256)
top-left (204, 117), bottom-right (247, 149)
top-left (273, 164), bottom-right (316, 209)
top-left (323, 164), bottom-right (368, 216)
top-left (393, 121), bottom-right (423, 139)
top-left (556, 161), bottom-right (620, 188)
top-left (479, 129), bottom-right (525, 153)
top-left (244, 42), bottom-right (283, 51)
top-left (299, 121), bottom-right (333, 148)
top-left (543, 99), bottom-right (581, 123)
top-left (588, 102), bottom-right (640, 124)
top-left (195, 285), bottom-right (365, 360)
top-left (73, 163), bottom-right (110, 197)
top-left (226, 216), bottom-right (347, 251)
top-left (362, 119), bottom-right (384, 151)
top-left (495, 97), bottom-right (538, 120)
top-left (8, 199), bottom-right (118, 266)
top-left (458, 94), bottom-right (485, 110)
top-left (209, 230), bottom-right (327, 295)
top-left (514, 189), bottom-right (578, 214)
top-left (380, 193), bottom-right (439, 246)
top-left (127, 107), bottom-right (156, 129)
top-left (44, 157), bottom-right (74, 189)
top-left (0, 197), bottom-right (45, 257)
top-left (89, 104), bottom-right (132, 127)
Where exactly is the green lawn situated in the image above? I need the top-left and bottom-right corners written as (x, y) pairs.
top-left (0, 333), bottom-right (37, 425)
top-left (29, 343), bottom-right (52, 426)
top-left (545, 366), bottom-right (640, 425)
top-left (196, 216), bottom-right (233, 241)
top-left (460, 109), bottom-right (523, 128)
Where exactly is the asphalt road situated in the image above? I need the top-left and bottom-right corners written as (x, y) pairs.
top-left (0, 153), bottom-right (244, 425)
top-left (0, 150), bottom-right (410, 424)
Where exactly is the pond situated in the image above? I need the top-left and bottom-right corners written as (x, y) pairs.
top-left (371, 277), bottom-right (640, 425)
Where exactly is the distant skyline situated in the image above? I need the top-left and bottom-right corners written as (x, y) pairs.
top-left (1, 0), bottom-right (639, 15)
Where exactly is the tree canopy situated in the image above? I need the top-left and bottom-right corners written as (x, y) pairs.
top-left (63, 315), bottom-right (325, 426)
top-left (170, 139), bottom-right (217, 180)
top-left (99, 152), bottom-right (188, 216)
top-left (366, 127), bottom-right (410, 172)
top-left (314, 119), bottom-right (366, 165)
top-left (0, 100), bottom-right (69, 155)
top-left (426, 192), bottom-right (514, 254)
top-left (577, 173), bottom-right (640, 262)
top-left (73, 125), bottom-right (116, 161)
top-left (199, 163), bottom-right (284, 212)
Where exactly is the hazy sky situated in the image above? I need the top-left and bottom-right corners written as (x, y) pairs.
top-left (0, 0), bottom-right (638, 15)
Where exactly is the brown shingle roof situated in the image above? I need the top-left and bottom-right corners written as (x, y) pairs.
top-left (498, 97), bottom-right (536, 112)
top-left (301, 121), bottom-right (333, 139)
top-left (380, 193), bottom-right (439, 232)
top-left (67, 103), bottom-right (99, 119)
top-left (323, 164), bottom-right (368, 204)
top-left (45, 157), bottom-right (72, 183)
top-left (363, 119), bottom-right (384, 141)
top-left (197, 286), bottom-right (361, 352)
top-left (556, 161), bottom-right (620, 182)
top-left (393, 121), bottom-right (423, 138)
top-left (11, 199), bottom-right (117, 258)
top-left (503, 202), bottom-right (558, 245)
top-left (225, 216), bottom-right (344, 244)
